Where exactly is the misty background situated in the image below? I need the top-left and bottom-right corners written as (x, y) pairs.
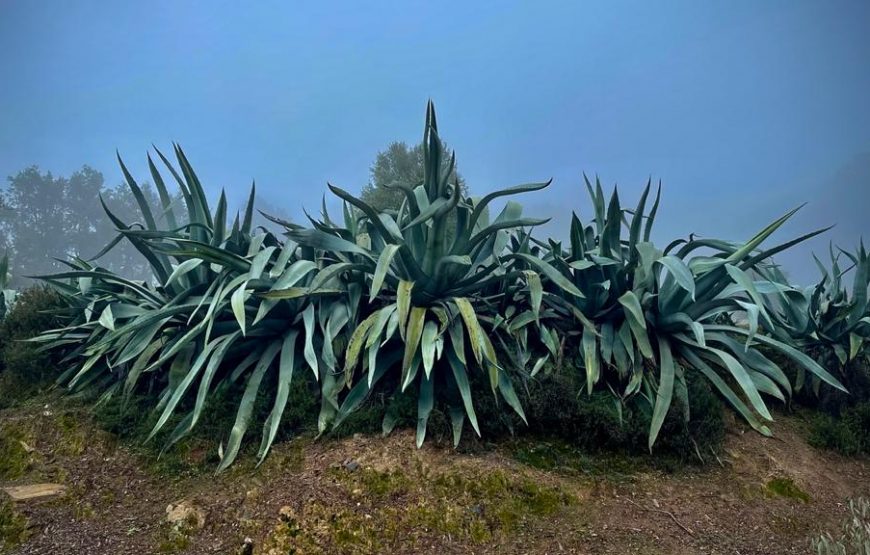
top-left (1, 1), bottom-right (867, 286)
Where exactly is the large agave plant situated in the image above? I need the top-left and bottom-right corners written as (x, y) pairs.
top-left (34, 146), bottom-right (330, 470)
top-left (524, 180), bottom-right (844, 447)
top-left (283, 102), bottom-right (562, 446)
top-left (29, 100), bottom-right (862, 470)
top-left (763, 242), bottom-right (870, 390)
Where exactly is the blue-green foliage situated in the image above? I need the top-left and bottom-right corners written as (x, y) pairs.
top-left (30, 102), bottom-right (855, 469)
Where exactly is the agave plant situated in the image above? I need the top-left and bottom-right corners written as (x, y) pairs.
top-left (520, 180), bottom-right (844, 447)
top-left (762, 242), bottom-right (870, 391)
top-left (34, 146), bottom-right (332, 470)
top-left (0, 253), bottom-right (14, 320)
top-left (282, 102), bottom-right (564, 446)
top-left (28, 100), bottom-right (862, 470)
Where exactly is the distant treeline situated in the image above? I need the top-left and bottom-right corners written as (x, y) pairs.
top-left (0, 166), bottom-right (184, 286)
top-left (0, 139), bottom-right (453, 287)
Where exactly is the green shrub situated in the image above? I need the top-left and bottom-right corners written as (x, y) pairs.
top-left (471, 364), bottom-right (724, 463)
top-left (0, 498), bottom-right (29, 552)
top-left (0, 286), bottom-right (64, 406)
top-left (809, 402), bottom-right (870, 456)
top-left (92, 370), bottom-right (320, 467)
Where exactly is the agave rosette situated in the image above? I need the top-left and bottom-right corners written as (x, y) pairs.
top-left (34, 146), bottom-right (332, 470)
top-left (762, 242), bottom-right (870, 389)
top-left (523, 180), bottom-right (844, 447)
top-left (283, 103), bottom-right (562, 446)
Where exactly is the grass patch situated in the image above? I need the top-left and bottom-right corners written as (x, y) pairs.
top-left (511, 439), bottom-right (651, 480)
top-left (764, 477), bottom-right (810, 502)
top-left (0, 425), bottom-right (32, 480)
top-left (0, 499), bottom-right (29, 551)
top-left (263, 462), bottom-right (578, 552)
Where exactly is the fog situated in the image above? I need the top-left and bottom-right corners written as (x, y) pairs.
top-left (1, 1), bottom-right (868, 285)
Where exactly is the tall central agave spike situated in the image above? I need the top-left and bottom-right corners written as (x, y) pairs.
top-left (282, 101), bottom-right (566, 447)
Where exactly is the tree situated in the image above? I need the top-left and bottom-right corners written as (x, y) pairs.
top-left (360, 141), bottom-right (467, 213)
top-left (0, 165), bottom-right (183, 286)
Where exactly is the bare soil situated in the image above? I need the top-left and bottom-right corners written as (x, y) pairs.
top-left (1, 399), bottom-right (867, 555)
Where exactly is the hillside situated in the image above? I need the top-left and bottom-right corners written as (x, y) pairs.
top-left (1, 396), bottom-right (867, 555)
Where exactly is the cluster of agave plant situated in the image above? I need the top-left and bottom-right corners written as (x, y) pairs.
top-left (29, 103), bottom-right (869, 470)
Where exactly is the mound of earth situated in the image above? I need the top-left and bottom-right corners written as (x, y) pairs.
top-left (1, 398), bottom-right (867, 554)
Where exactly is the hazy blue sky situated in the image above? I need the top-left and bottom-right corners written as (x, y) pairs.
top-left (1, 1), bottom-right (868, 283)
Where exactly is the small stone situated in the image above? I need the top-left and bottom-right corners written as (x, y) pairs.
top-left (165, 500), bottom-right (206, 531)
top-left (278, 505), bottom-right (297, 522)
top-left (344, 460), bottom-right (360, 472)
top-left (238, 537), bottom-right (254, 555)
top-left (3, 483), bottom-right (66, 501)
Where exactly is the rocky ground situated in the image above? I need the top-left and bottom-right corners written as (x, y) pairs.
top-left (1, 396), bottom-right (868, 554)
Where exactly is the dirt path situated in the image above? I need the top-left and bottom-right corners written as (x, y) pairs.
top-left (1, 400), bottom-right (867, 554)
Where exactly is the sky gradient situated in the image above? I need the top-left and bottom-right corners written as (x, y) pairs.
top-left (1, 0), bottom-right (868, 284)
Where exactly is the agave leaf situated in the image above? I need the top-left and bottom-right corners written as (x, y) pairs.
top-left (679, 347), bottom-right (772, 436)
top-left (524, 270), bottom-right (543, 319)
top-left (509, 253), bottom-right (584, 298)
top-left (231, 283), bottom-right (249, 335)
top-left (421, 320), bottom-right (439, 379)
top-left (257, 330), bottom-right (299, 464)
top-left (649, 337), bottom-right (675, 450)
top-left (167, 259), bottom-right (204, 287)
top-left (582, 329), bottom-right (599, 394)
top-left (454, 298), bottom-right (484, 365)
top-left (498, 370), bottom-right (527, 424)
top-left (416, 374), bottom-right (435, 447)
top-left (370, 245), bottom-right (400, 303)
top-left (657, 256), bottom-right (695, 300)
top-left (619, 291), bottom-right (653, 359)
top-left (402, 308), bottom-right (427, 389)
top-left (705, 324), bottom-right (846, 392)
top-left (217, 340), bottom-right (281, 472)
top-left (344, 311), bottom-right (380, 377)
top-left (397, 280), bottom-right (414, 340)
top-left (302, 304), bottom-right (319, 379)
top-left (98, 305), bottom-right (115, 331)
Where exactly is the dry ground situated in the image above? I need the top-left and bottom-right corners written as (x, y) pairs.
top-left (1, 397), bottom-right (867, 555)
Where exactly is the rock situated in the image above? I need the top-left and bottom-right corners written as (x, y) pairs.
top-left (278, 505), bottom-right (297, 522)
top-left (237, 537), bottom-right (254, 555)
top-left (165, 500), bottom-right (206, 531)
top-left (2, 483), bottom-right (67, 501)
top-left (343, 459), bottom-right (360, 472)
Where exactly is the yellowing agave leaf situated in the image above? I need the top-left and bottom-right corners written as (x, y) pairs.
top-left (454, 297), bottom-right (484, 365)
top-left (402, 307), bottom-right (427, 388)
top-left (344, 311), bottom-right (380, 378)
top-left (397, 280), bottom-right (414, 340)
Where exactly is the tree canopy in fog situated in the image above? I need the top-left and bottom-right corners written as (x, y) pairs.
top-left (360, 141), bottom-right (466, 213)
top-left (0, 166), bottom-right (184, 286)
